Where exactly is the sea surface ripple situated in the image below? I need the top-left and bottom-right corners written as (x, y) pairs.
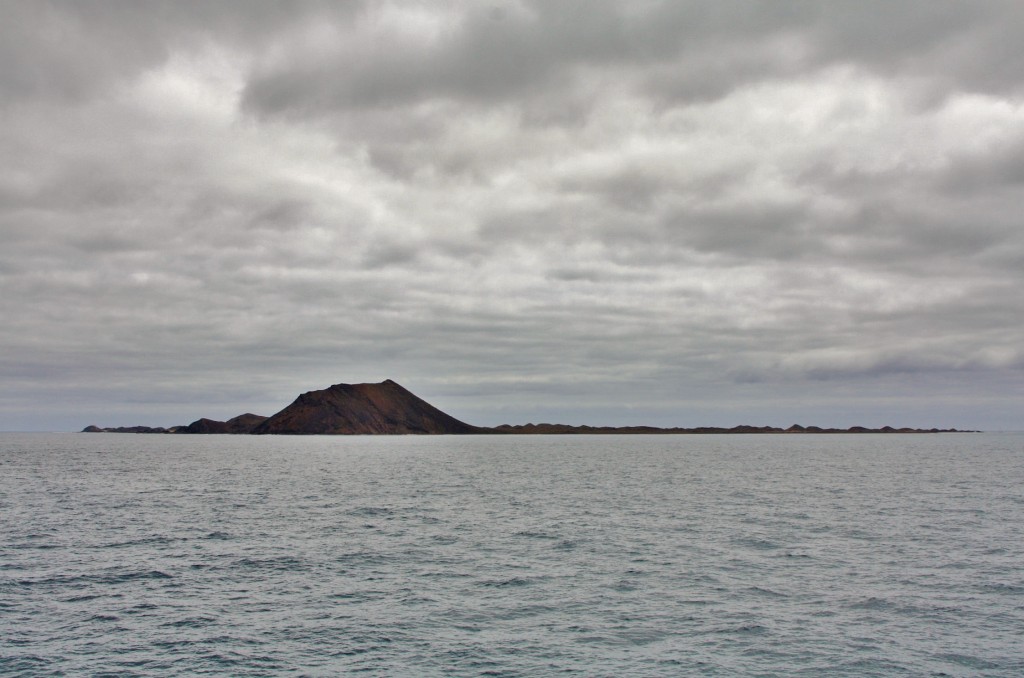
top-left (2, 432), bottom-right (1023, 676)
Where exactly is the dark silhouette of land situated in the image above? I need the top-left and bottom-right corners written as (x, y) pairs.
top-left (83, 379), bottom-right (972, 434)
top-left (252, 379), bottom-right (479, 434)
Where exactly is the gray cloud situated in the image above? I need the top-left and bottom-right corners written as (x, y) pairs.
top-left (1, 1), bottom-right (1022, 431)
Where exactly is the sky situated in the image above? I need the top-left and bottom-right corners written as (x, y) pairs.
top-left (2, 1), bottom-right (1023, 431)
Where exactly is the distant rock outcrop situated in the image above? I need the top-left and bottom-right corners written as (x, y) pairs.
top-left (252, 379), bottom-right (480, 435)
top-left (180, 418), bottom-right (229, 434)
top-left (225, 413), bottom-right (270, 433)
top-left (179, 413), bottom-right (268, 434)
top-left (82, 425), bottom-right (169, 433)
top-left (489, 423), bottom-right (968, 434)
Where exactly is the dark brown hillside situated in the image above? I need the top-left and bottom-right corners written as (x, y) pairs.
top-left (252, 379), bottom-right (480, 435)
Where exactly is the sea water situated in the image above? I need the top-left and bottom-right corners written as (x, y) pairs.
top-left (1, 432), bottom-right (1022, 676)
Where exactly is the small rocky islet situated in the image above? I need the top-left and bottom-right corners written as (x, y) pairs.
top-left (83, 379), bottom-right (971, 435)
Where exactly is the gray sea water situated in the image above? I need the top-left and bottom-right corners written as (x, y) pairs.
top-left (2, 432), bottom-right (1023, 676)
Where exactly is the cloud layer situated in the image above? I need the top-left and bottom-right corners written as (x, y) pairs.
top-left (2, 1), bottom-right (1022, 430)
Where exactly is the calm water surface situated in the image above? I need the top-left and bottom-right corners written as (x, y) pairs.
top-left (2, 432), bottom-right (1022, 676)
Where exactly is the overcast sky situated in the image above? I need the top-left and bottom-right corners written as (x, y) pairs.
top-left (2, 1), bottom-right (1022, 431)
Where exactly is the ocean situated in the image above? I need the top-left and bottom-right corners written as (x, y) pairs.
top-left (1, 432), bottom-right (1022, 676)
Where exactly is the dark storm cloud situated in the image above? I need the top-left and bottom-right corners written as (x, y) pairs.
top-left (660, 202), bottom-right (816, 261)
top-left (239, 1), bottom-right (814, 115)
top-left (0, 1), bottom-right (305, 103)
top-left (936, 138), bottom-right (1024, 195)
top-left (239, 0), bottom-right (1024, 120)
top-left (1, 1), bottom-right (1022, 430)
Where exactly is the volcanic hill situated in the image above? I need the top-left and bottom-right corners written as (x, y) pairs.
top-left (251, 379), bottom-right (481, 435)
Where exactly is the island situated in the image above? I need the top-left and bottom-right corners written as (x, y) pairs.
top-left (83, 379), bottom-right (972, 434)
